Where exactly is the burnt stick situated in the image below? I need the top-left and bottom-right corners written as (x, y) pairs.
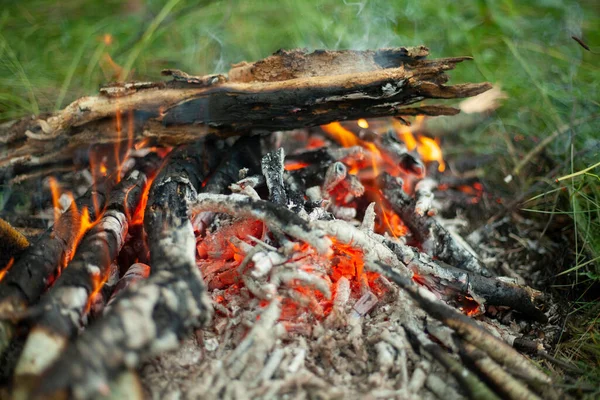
top-left (403, 325), bottom-right (501, 400)
top-left (35, 141), bottom-right (220, 398)
top-left (379, 173), bottom-right (492, 277)
top-left (457, 342), bottom-right (542, 400)
top-left (0, 173), bottom-right (113, 355)
top-left (261, 148), bottom-right (288, 206)
top-left (369, 261), bottom-right (559, 400)
top-left (383, 239), bottom-right (547, 322)
top-left (13, 155), bottom-right (160, 382)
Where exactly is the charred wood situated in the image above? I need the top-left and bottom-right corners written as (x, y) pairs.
top-left (35, 141), bottom-right (220, 398)
top-left (193, 193), bottom-right (331, 255)
top-left (383, 239), bottom-right (546, 322)
top-left (404, 325), bottom-right (501, 400)
top-left (458, 342), bottom-right (541, 400)
top-left (13, 157), bottom-right (159, 383)
top-left (379, 173), bottom-right (491, 277)
top-left (370, 261), bottom-right (559, 400)
top-left (0, 47), bottom-right (491, 183)
top-left (261, 148), bottom-right (287, 206)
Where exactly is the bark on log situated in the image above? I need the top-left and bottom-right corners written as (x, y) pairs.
top-left (0, 46), bottom-right (492, 183)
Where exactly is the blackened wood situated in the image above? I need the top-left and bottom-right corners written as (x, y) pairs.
top-left (0, 180), bottom-right (110, 316)
top-left (0, 47), bottom-right (492, 183)
top-left (36, 141), bottom-right (220, 398)
top-left (379, 173), bottom-right (491, 277)
top-left (261, 148), bottom-right (287, 206)
top-left (202, 136), bottom-right (262, 195)
top-left (383, 239), bottom-right (547, 322)
top-left (369, 261), bottom-right (558, 400)
top-left (403, 326), bottom-right (501, 400)
top-left (26, 157), bottom-right (159, 337)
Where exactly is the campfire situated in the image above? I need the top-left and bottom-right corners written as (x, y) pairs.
top-left (0, 47), bottom-right (558, 399)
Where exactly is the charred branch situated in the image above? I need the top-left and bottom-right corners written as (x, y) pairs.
top-left (0, 47), bottom-right (491, 183)
top-left (383, 239), bottom-right (547, 322)
top-left (369, 261), bottom-right (559, 400)
top-left (0, 177), bottom-right (111, 317)
top-left (379, 173), bottom-right (491, 277)
top-left (35, 141), bottom-right (220, 398)
top-left (13, 157), bottom-right (159, 382)
top-left (262, 149), bottom-right (287, 206)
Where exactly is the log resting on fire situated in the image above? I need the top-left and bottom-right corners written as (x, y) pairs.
top-left (0, 46), bottom-right (492, 183)
top-left (35, 142), bottom-right (220, 398)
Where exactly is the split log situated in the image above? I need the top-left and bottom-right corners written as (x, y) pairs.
top-left (35, 141), bottom-right (220, 398)
top-left (0, 46), bottom-right (492, 183)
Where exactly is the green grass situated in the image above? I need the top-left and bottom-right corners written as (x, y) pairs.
top-left (1, 0), bottom-right (599, 385)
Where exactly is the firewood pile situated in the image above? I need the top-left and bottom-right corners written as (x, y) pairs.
top-left (0, 47), bottom-right (563, 399)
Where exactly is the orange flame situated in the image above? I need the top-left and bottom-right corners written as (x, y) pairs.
top-left (48, 177), bottom-right (62, 223)
top-left (416, 136), bottom-right (446, 172)
top-left (0, 258), bottom-right (15, 282)
top-left (85, 269), bottom-right (109, 314)
top-left (284, 161), bottom-right (310, 171)
top-left (392, 118), bottom-right (417, 151)
top-left (321, 122), bottom-right (359, 147)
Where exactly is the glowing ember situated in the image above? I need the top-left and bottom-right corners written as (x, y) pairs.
top-left (284, 161), bottom-right (310, 171)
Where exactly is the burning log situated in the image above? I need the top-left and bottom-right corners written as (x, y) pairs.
top-left (12, 155), bottom-right (159, 383)
top-left (0, 174), bottom-right (113, 356)
top-left (33, 142), bottom-right (220, 398)
top-left (0, 47), bottom-right (491, 183)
